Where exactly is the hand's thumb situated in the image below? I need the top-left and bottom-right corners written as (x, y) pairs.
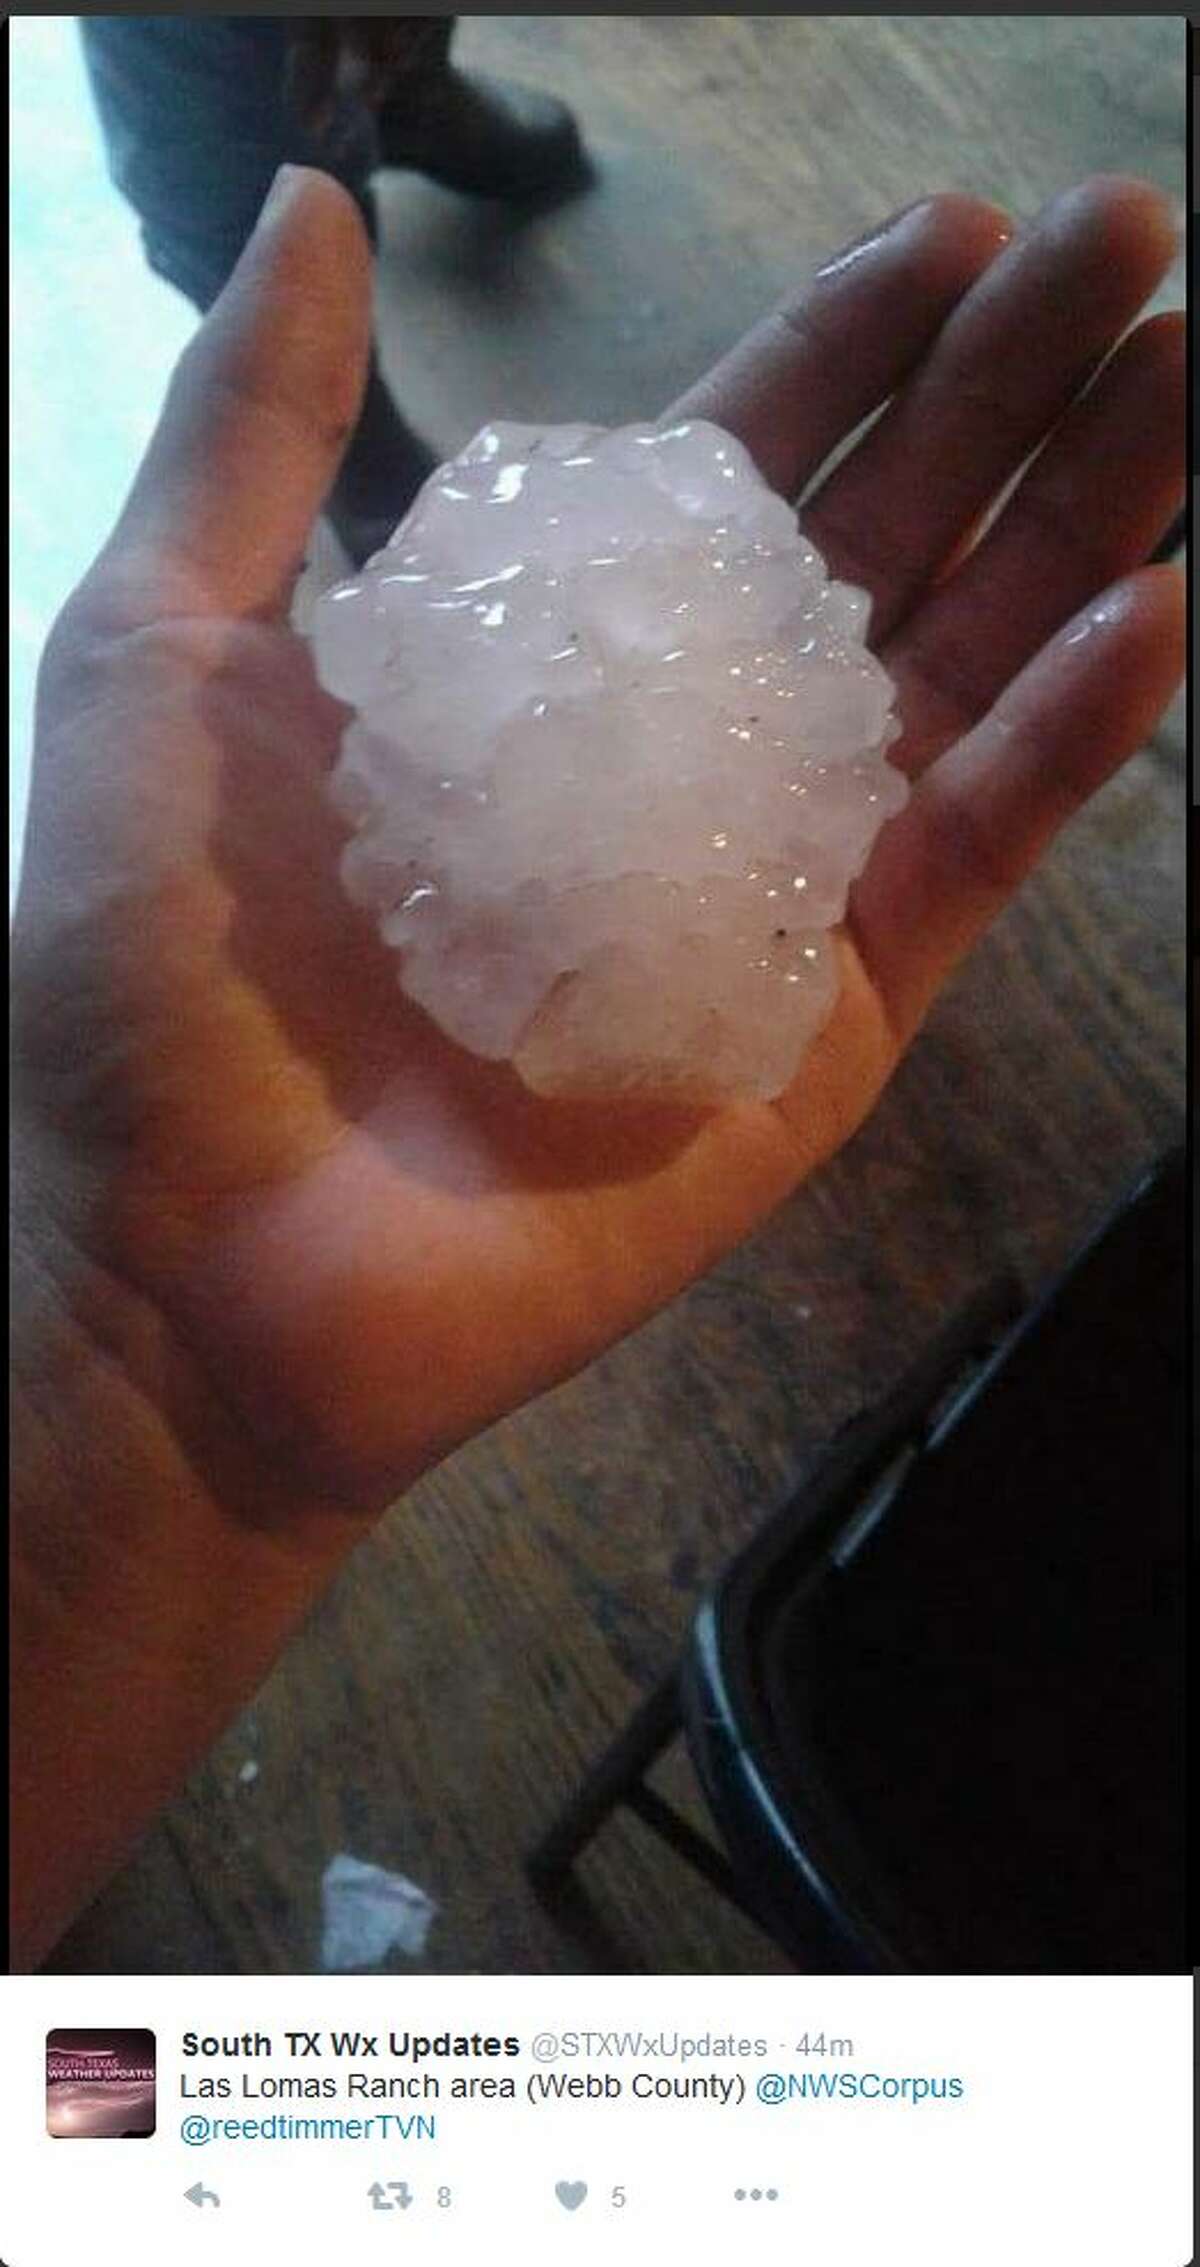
top-left (103, 167), bottom-right (373, 618)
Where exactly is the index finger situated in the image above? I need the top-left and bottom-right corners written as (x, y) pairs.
top-left (95, 167), bottom-right (373, 624)
top-left (668, 192), bottom-right (1012, 500)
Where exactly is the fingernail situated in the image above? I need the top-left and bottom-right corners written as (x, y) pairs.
top-left (1062, 585), bottom-right (1134, 645)
top-left (814, 198), bottom-right (932, 279)
top-left (253, 163), bottom-right (304, 237)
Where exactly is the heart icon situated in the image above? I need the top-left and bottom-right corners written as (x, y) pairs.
top-left (555, 2181), bottom-right (587, 2212)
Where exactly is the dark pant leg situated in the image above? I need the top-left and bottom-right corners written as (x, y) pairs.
top-left (79, 18), bottom-right (360, 305)
top-left (78, 15), bottom-right (434, 561)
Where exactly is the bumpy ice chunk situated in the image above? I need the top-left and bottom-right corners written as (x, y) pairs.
top-left (310, 418), bottom-right (905, 1101)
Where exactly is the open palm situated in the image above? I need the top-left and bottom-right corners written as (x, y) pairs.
top-left (14, 169), bottom-right (1183, 1513)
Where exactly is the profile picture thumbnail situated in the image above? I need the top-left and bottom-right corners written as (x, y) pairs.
top-left (46, 2030), bottom-right (156, 2139)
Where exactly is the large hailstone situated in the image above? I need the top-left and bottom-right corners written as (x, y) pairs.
top-left (311, 418), bottom-right (905, 1101)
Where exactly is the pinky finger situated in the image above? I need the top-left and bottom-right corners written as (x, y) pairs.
top-left (848, 565), bottom-right (1185, 1047)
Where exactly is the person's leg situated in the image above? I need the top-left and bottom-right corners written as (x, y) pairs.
top-left (79, 15), bottom-right (435, 564)
top-left (327, 360), bottom-right (439, 563)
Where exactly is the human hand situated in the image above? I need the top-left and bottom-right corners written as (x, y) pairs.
top-left (10, 168), bottom-right (1182, 1959)
top-left (13, 167), bottom-right (1183, 1512)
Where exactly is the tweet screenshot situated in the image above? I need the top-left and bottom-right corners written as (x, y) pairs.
top-left (0, 1976), bottom-right (1192, 2264)
top-left (9, 12), bottom-right (1191, 2267)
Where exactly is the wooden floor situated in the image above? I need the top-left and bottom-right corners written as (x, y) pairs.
top-left (47, 14), bottom-right (1185, 1978)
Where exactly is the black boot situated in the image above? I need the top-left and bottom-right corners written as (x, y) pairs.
top-left (376, 66), bottom-right (590, 203)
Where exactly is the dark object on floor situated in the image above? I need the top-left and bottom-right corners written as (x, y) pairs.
top-left (531, 1147), bottom-right (1186, 1973)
